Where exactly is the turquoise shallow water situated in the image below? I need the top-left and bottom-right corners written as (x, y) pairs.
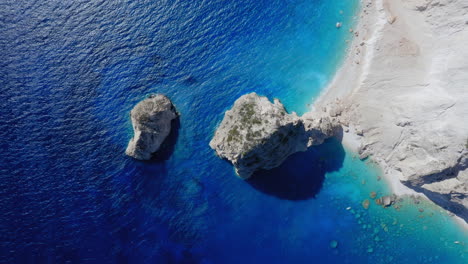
top-left (0, 0), bottom-right (467, 263)
top-left (319, 151), bottom-right (468, 263)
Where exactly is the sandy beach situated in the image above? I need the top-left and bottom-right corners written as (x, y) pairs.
top-left (314, 0), bottom-right (468, 224)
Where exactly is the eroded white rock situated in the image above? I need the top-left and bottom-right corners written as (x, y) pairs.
top-left (126, 94), bottom-right (177, 160)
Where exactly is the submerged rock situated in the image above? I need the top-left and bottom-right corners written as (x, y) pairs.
top-left (126, 94), bottom-right (177, 160)
top-left (209, 93), bottom-right (340, 178)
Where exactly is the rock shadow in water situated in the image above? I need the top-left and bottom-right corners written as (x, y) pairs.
top-left (150, 116), bottom-right (180, 163)
top-left (247, 138), bottom-right (345, 200)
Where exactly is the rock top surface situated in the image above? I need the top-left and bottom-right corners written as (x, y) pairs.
top-left (126, 94), bottom-right (177, 160)
top-left (209, 93), bottom-right (340, 178)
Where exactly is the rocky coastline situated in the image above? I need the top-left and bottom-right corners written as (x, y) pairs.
top-left (316, 0), bottom-right (468, 223)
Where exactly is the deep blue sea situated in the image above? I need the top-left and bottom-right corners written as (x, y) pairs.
top-left (0, 0), bottom-right (466, 263)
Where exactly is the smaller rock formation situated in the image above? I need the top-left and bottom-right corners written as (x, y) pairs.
top-left (126, 94), bottom-right (177, 160)
top-left (209, 93), bottom-right (340, 178)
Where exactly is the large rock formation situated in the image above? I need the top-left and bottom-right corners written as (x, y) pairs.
top-left (126, 94), bottom-right (177, 160)
top-left (209, 93), bottom-right (340, 178)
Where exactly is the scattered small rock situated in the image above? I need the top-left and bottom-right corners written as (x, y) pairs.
top-left (336, 22), bottom-right (342, 28)
top-left (125, 94), bottom-right (178, 160)
top-left (370, 191), bottom-right (377, 199)
top-left (396, 119), bottom-right (412, 127)
top-left (209, 93), bottom-right (340, 178)
top-left (330, 240), bottom-right (339, 249)
top-left (419, 208), bottom-right (424, 213)
top-left (382, 196), bottom-right (394, 207)
top-left (388, 16), bottom-right (397, 24)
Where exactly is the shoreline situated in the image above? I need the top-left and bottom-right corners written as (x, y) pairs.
top-left (312, 0), bottom-right (468, 229)
top-left (315, 0), bottom-right (414, 196)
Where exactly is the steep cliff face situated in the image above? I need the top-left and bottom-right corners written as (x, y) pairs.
top-left (209, 93), bottom-right (340, 178)
top-left (126, 94), bottom-right (177, 160)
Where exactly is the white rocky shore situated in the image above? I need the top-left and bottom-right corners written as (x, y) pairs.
top-left (316, 0), bottom-right (468, 222)
top-left (209, 93), bottom-right (340, 179)
top-left (126, 94), bottom-right (177, 160)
